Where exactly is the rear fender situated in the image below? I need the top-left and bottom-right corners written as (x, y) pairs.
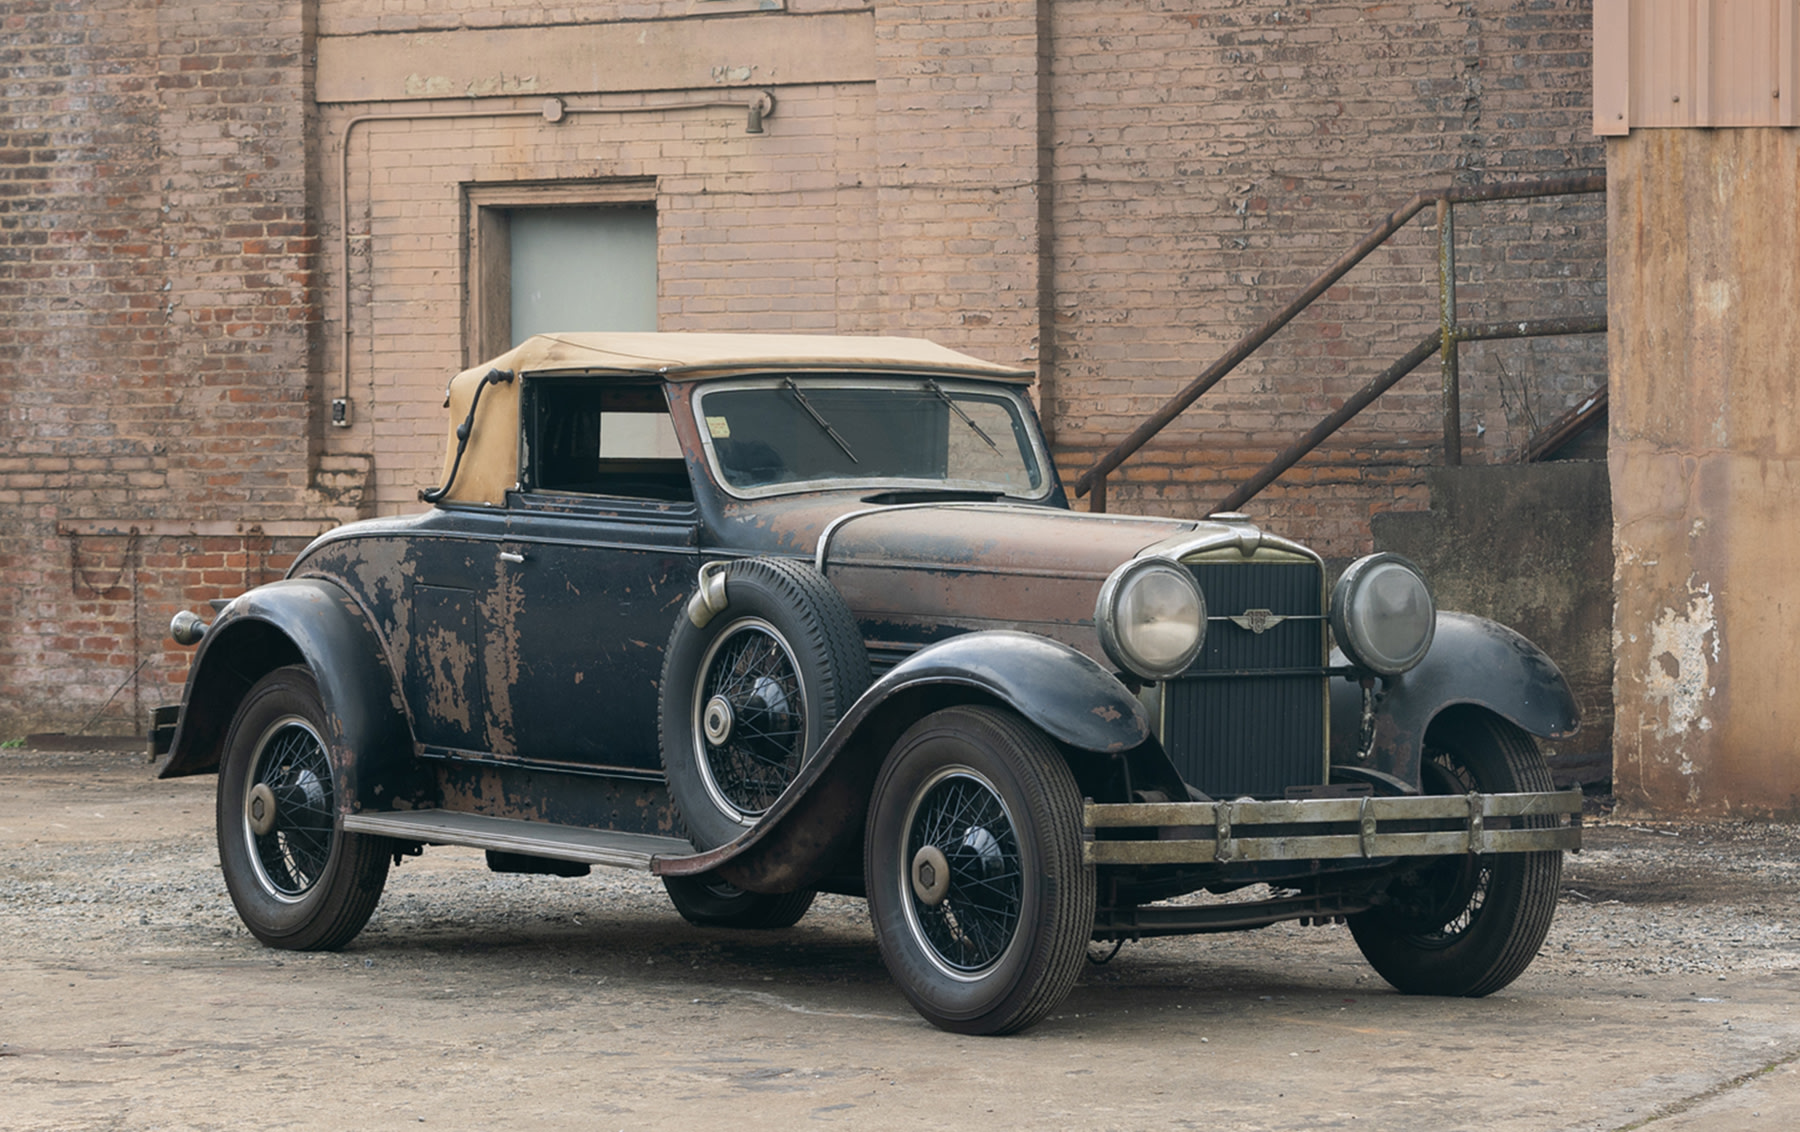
top-left (657, 630), bottom-right (1148, 892)
top-left (1330, 611), bottom-right (1580, 789)
top-left (156, 579), bottom-right (423, 814)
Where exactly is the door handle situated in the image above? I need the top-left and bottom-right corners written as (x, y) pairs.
top-left (498, 551), bottom-right (525, 564)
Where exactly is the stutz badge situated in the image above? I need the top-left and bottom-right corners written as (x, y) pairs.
top-left (1230, 609), bottom-right (1286, 634)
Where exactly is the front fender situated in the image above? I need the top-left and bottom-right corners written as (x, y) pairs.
top-left (155, 578), bottom-right (420, 815)
top-left (657, 630), bottom-right (1147, 892)
top-left (861, 630), bottom-right (1150, 753)
top-left (1330, 611), bottom-right (1580, 788)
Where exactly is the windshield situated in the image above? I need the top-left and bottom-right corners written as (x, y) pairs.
top-left (694, 376), bottom-right (1049, 499)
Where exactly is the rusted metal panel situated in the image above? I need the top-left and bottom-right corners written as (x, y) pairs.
top-left (430, 759), bottom-right (681, 838)
top-left (821, 504), bottom-right (1194, 660)
top-left (154, 577), bottom-right (427, 814)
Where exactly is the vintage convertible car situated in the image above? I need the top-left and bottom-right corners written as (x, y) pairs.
top-left (156, 332), bottom-right (1581, 1034)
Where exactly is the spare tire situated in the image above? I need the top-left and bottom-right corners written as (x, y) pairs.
top-left (658, 557), bottom-right (871, 852)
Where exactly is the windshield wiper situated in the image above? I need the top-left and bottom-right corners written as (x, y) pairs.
top-left (783, 378), bottom-right (859, 464)
top-left (925, 379), bottom-right (1000, 453)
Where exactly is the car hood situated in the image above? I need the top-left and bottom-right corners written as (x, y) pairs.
top-left (815, 502), bottom-right (1200, 661)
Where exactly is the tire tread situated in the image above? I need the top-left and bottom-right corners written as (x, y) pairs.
top-left (865, 705), bottom-right (1096, 1036)
top-left (1349, 710), bottom-right (1563, 997)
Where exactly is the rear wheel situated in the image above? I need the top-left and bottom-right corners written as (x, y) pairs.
top-left (1349, 710), bottom-right (1563, 996)
top-left (216, 666), bottom-right (391, 951)
top-left (865, 706), bottom-right (1094, 1035)
top-left (662, 874), bottom-right (816, 929)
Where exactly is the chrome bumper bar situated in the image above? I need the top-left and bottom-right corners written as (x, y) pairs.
top-left (1083, 789), bottom-right (1583, 866)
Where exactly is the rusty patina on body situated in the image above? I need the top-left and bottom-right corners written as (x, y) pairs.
top-left (156, 332), bottom-right (1583, 1034)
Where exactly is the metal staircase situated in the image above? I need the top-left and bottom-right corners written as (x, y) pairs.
top-left (1072, 175), bottom-right (1608, 514)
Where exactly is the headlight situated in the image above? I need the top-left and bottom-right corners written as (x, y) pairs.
top-left (1330, 553), bottom-right (1436, 675)
top-left (1095, 559), bottom-right (1206, 680)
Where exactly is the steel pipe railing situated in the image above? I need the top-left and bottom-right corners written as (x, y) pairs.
top-left (1074, 174), bottom-right (1607, 512)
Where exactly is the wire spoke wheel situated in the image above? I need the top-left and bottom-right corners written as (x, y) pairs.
top-left (866, 706), bottom-right (1094, 1035)
top-left (216, 666), bottom-right (390, 951)
top-left (1369, 748), bottom-right (1494, 946)
top-left (694, 618), bottom-right (807, 819)
top-left (659, 557), bottom-right (870, 853)
top-left (1348, 709), bottom-right (1564, 997)
top-left (245, 717), bottom-right (338, 899)
top-left (904, 770), bottom-right (1024, 974)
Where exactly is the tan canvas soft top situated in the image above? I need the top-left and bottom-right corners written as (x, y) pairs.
top-left (432, 332), bottom-right (1036, 507)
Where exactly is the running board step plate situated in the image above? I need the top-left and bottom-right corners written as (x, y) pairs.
top-left (342, 810), bottom-right (695, 871)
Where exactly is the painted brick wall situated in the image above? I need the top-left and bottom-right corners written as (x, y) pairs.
top-left (872, 0), bottom-right (1049, 370)
top-left (323, 83), bottom-right (884, 507)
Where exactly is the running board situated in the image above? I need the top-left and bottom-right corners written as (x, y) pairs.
top-left (342, 810), bottom-right (695, 871)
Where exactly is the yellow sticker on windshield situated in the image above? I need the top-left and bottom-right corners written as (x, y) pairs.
top-left (706, 416), bottom-right (731, 439)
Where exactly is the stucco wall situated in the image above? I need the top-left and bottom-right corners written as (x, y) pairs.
top-left (1608, 127), bottom-right (1800, 817)
top-left (1372, 462), bottom-right (1615, 787)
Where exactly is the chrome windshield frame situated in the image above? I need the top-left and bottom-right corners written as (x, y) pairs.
top-left (691, 373), bottom-right (1057, 503)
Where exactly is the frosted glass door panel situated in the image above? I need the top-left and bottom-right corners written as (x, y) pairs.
top-left (510, 208), bottom-right (657, 343)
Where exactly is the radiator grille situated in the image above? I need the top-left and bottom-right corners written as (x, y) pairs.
top-left (1162, 560), bottom-right (1327, 798)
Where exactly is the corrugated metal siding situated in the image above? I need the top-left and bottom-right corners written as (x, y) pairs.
top-left (1595, 0), bottom-right (1800, 134)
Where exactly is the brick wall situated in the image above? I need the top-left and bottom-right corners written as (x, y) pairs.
top-left (1, 0), bottom-right (1604, 733)
top-left (1043, 1), bottom-right (1607, 554)
top-left (872, 1), bottom-right (1049, 370)
top-left (0, 1), bottom-right (326, 736)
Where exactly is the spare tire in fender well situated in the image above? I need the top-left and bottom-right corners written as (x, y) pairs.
top-left (657, 630), bottom-right (1149, 894)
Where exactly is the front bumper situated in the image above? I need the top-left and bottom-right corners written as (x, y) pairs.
top-left (1083, 789), bottom-right (1582, 866)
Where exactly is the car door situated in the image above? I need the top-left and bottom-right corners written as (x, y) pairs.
top-left (400, 511), bottom-right (511, 756)
top-left (484, 377), bottom-right (700, 774)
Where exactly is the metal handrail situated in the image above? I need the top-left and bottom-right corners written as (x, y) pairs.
top-left (1073, 174), bottom-right (1607, 513)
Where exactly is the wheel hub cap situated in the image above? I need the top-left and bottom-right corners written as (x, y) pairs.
top-left (702, 695), bottom-right (734, 746)
top-left (911, 844), bottom-right (951, 906)
top-left (247, 782), bottom-right (278, 837)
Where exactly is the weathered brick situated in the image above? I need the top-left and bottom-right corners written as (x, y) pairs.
top-left (2, 0), bottom-right (1604, 733)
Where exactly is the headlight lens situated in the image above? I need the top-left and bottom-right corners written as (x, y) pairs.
top-left (1096, 560), bottom-right (1206, 679)
top-left (1330, 553), bottom-right (1436, 675)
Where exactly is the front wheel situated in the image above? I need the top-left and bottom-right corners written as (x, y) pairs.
top-left (216, 666), bottom-right (391, 950)
top-left (1348, 710), bottom-right (1563, 996)
top-left (865, 706), bottom-right (1095, 1035)
top-left (662, 874), bottom-right (816, 929)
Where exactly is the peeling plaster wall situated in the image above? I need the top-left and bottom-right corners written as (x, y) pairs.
top-left (1609, 128), bottom-right (1800, 817)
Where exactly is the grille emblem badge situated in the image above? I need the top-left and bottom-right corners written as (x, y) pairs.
top-left (1230, 608), bottom-right (1286, 634)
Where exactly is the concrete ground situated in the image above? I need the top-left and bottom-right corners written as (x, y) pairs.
top-left (3, 745), bottom-right (1796, 1131)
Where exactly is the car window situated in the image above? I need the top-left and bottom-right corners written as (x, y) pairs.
top-left (696, 378), bottom-right (1047, 499)
top-left (524, 379), bottom-right (693, 501)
